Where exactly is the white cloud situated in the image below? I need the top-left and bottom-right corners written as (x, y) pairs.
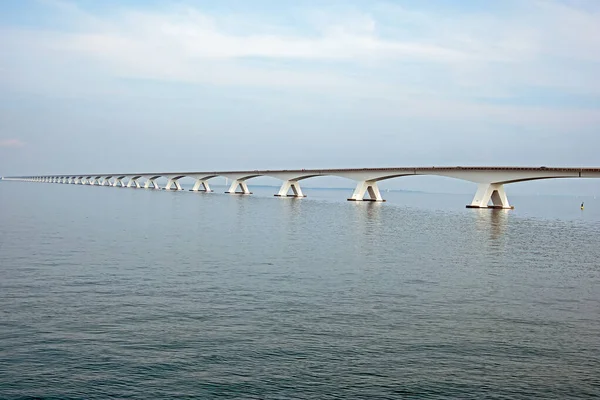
top-left (0, 0), bottom-right (599, 128)
top-left (0, 139), bottom-right (25, 148)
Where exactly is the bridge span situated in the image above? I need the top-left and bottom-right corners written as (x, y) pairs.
top-left (4, 167), bottom-right (600, 209)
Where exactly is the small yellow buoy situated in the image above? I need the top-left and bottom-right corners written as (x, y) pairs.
top-left (581, 202), bottom-right (584, 210)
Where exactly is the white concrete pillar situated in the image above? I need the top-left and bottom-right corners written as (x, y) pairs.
top-left (127, 178), bottom-right (141, 188)
top-left (191, 179), bottom-right (212, 192)
top-left (226, 179), bottom-right (252, 195)
top-left (112, 177), bottom-right (125, 187)
top-left (275, 180), bottom-right (306, 198)
top-left (144, 178), bottom-right (160, 189)
top-left (467, 183), bottom-right (513, 209)
top-left (347, 180), bottom-right (385, 202)
top-left (164, 177), bottom-right (183, 191)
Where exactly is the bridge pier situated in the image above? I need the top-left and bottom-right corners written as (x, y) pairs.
top-left (112, 177), bottom-right (126, 187)
top-left (164, 177), bottom-right (183, 191)
top-left (144, 178), bottom-right (160, 189)
top-left (127, 177), bottom-right (141, 188)
top-left (467, 183), bottom-right (513, 209)
top-left (226, 180), bottom-right (252, 195)
top-left (190, 179), bottom-right (212, 192)
top-left (347, 180), bottom-right (385, 202)
top-left (275, 180), bottom-right (306, 198)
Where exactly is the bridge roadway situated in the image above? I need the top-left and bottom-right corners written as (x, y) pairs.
top-left (5, 167), bottom-right (600, 209)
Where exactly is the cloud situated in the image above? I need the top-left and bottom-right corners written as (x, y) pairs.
top-left (1, 1), bottom-right (596, 93)
top-left (0, 0), bottom-right (598, 129)
top-left (0, 139), bottom-right (25, 148)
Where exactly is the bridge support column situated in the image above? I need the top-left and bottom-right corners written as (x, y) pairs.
top-left (112, 178), bottom-right (125, 187)
top-left (226, 180), bottom-right (252, 195)
top-left (164, 178), bottom-right (183, 191)
top-left (144, 179), bottom-right (160, 189)
top-left (275, 180), bottom-right (306, 198)
top-left (190, 179), bottom-right (212, 192)
top-left (127, 178), bottom-right (141, 188)
top-left (347, 181), bottom-right (385, 202)
top-left (467, 183), bottom-right (513, 209)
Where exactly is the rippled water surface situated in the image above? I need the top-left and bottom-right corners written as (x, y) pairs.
top-left (1, 182), bottom-right (599, 399)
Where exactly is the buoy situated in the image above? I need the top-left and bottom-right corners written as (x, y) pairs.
top-left (581, 202), bottom-right (584, 210)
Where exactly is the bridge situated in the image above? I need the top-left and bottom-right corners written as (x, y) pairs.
top-left (3, 167), bottom-right (600, 209)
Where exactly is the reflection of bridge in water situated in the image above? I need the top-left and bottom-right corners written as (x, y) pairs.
top-left (4, 167), bottom-right (600, 209)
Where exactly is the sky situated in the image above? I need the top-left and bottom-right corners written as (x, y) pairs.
top-left (1, 0), bottom-right (599, 194)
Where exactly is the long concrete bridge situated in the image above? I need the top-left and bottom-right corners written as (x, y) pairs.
top-left (3, 167), bottom-right (600, 209)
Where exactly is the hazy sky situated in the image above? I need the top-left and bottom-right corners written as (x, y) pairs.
top-left (1, 0), bottom-right (599, 194)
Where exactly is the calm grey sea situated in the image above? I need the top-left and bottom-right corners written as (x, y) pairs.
top-left (1, 181), bottom-right (599, 399)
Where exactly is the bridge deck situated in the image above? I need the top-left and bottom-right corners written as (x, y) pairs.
top-left (14, 166), bottom-right (600, 178)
